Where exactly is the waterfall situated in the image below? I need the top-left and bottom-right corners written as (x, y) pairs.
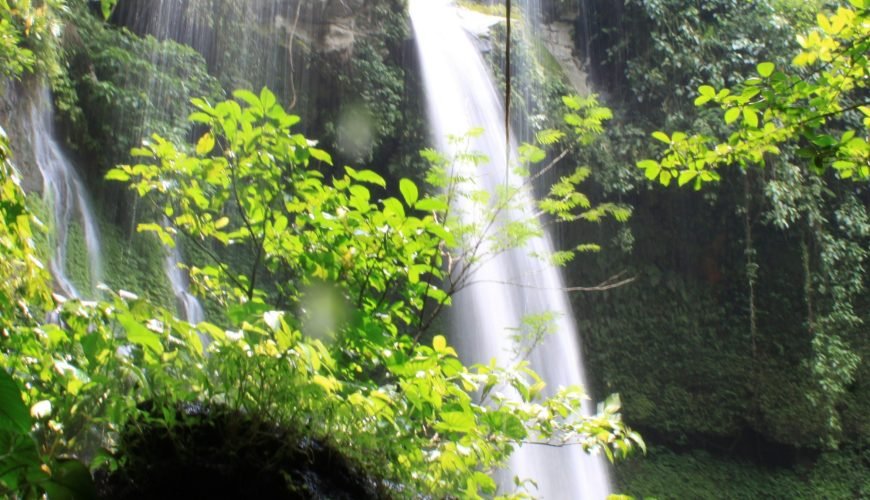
top-left (28, 87), bottom-right (104, 298)
top-left (163, 225), bottom-right (205, 324)
top-left (409, 1), bottom-right (612, 498)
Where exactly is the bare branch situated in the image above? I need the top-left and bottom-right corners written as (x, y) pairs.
top-left (465, 273), bottom-right (635, 293)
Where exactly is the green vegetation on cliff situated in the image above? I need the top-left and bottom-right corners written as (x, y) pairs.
top-left (1, 0), bottom-right (867, 497)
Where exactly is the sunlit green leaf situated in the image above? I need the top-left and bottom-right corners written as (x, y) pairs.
top-left (399, 178), bottom-right (419, 207)
top-left (196, 132), bottom-right (215, 155)
top-left (651, 131), bottom-right (670, 143)
top-left (757, 62), bottom-right (775, 77)
top-left (724, 107), bottom-right (741, 124)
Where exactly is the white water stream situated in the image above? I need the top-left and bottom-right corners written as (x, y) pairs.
top-left (29, 87), bottom-right (103, 298)
top-left (410, 1), bottom-right (611, 498)
top-left (164, 236), bottom-right (205, 324)
top-left (30, 86), bottom-right (204, 324)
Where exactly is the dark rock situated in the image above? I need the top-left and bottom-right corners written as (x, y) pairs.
top-left (96, 404), bottom-right (383, 499)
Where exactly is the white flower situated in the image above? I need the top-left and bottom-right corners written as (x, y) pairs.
top-left (31, 400), bottom-right (52, 419)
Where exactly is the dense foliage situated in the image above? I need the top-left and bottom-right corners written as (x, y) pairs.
top-left (0, 1), bottom-right (644, 493)
top-left (103, 88), bottom-right (642, 496)
top-left (615, 445), bottom-right (870, 499)
top-left (553, 0), bottom-right (868, 494)
top-left (633, 0), bottom-right (868, 450)
top-left (0, 87), bottom-right (643, 497)
top-left (3, 0), bottom-right (867, 497)
top-left (638, 0), bottom-right (869, 185)
top-left (60, 5), bottom-right (221, 171)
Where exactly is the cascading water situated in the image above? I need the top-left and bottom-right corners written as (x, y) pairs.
top-left (164, 241), bottom-right (205, 324)
top-left (28, 87), bottom-right (104, 298)
top-left (410, 1), bottom-right (611, 498)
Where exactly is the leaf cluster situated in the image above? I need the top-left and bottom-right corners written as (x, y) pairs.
top-left (40, 88), bottom-right (641, 497)
top-left (638, 1), bottom-right (869, 186)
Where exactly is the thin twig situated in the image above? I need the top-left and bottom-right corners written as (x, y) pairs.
top-left (465, 274), bottom-right (636, 293)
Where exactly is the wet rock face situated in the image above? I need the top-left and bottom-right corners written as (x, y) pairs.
top-left (322, 17), bottom-right (357, 56)
top-left (109, 0), bottom-right (422, 180)
top-left (323, 0), bottom-right (366, 19)
top-left (0, 83), bottom-right (41, 193)
top-left (113, 0), bottom-right (389, 58)
top-left (96, 404), bottom-right (383, 499)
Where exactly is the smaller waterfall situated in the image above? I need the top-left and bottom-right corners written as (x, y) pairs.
top-left (164, 241), bottom-right (205, 324)
top-left (29, 88), bottom-right (103, 298)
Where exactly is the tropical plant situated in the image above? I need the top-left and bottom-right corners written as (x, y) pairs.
top-left (633, 0), bottom-right (868, 448)
top-left (0, 85), bottom-right (641, 498)
top-left (103, 87), bottom-right (642, 496)
top-left (0, 123), bottom-right (100, 498)
top-left (637, 0), bottom-right (869, 186)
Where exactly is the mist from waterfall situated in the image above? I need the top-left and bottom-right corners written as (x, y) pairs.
top-left (409, 0), bottom-right (612, 498)
top-left (28, 87), bottom-right (103, 298)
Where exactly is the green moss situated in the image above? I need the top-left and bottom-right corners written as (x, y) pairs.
top-left (27, 191), bottom-right (175, 306)
top-left (27, 191), bottom-right (95, 296)
top-left (615, 446), bottom-right (869, 499)
top-left (64, 216), bottom-right (93, 295)
top-left (25, 193), bottom-right (53, 267)
top-left (99, 211), bottom-right (174, 311)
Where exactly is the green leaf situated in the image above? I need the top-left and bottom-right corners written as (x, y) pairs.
top-left (436, 411), bottom-right (475, 433)
top-left (382, 197), bottom-right (405, 219)
top-left (519, 143), bottom-right (547, 163)
top-left (414, 197), bottom-right (448, 212)
top-left (637, 159), bottom-right (661, 181)
top-left (433, 335), bottom-right (447, 353)
top-left (659, 170), bottom-right (672, 186)
top-left (0, 370), bottom-right (31, 434)
top-left (724, 107), bottom-right (741, 124)
top-left (678, 170), bottom-right (698, 187)
top-left (743, 108), bottom-right (759, 128)
top-left (188, 112), bottom-right (213, 124)
top-left (41, 459), bottom-right (98, 500)
top-left (651, 131), bottom-right (670, 143)
top-left (399, 178), bottom-right (419, 206)
top-left (757, 62), bottom-right (775, 77)
top-left (503, 413), bottom-right (527, 440)
top-left (259, 87), bottom-right (277, 111)
top-left (117, 313), bottom-right (164, 357)
top-left (101, 0), bottom-right (116, 19)
top-left (637, 159), bottom-right (658, 170)
top-left (233, 89), bottom-right (260, 109)
top-left (196, 133), bottom-right (215, 155)
top-left (309, 147), bottom-right (333, 165)
top-left (562, 95), bottom-right (582, 110)
top-left (349, 168), bottom-right (386, 188)
top-left (227, 301), bottom-right (271, 324)
top-left (536, 129), bottom-right (565, 145)
top-left (473, 471), bottom-right (497, 493)
top-left (104, 169), bottom-right (129, 182)
top-left (811, 134), bottom-right (836, 147)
